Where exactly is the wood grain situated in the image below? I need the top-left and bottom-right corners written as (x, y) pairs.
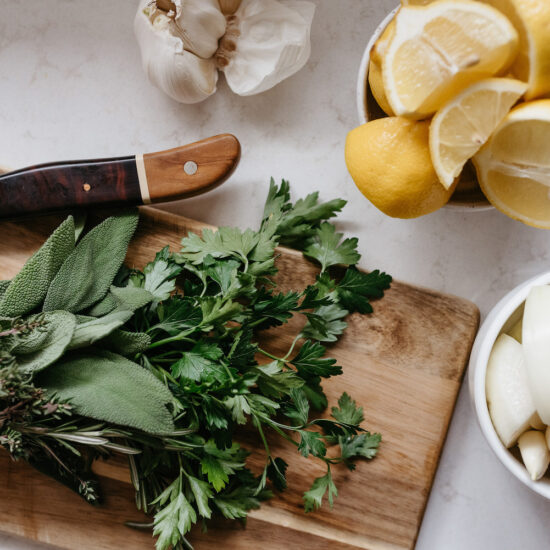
top-left (0, 207), bottom-right (479, 550)
top-left (143, 134), bottom-right (241, 202)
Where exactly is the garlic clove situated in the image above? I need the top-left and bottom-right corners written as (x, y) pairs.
top-left (135, 0), bottom-right (220, 104)
top-left (518, 430), bottom-right (550, 481)
top-left (220, 0), bottom-right (315, 96)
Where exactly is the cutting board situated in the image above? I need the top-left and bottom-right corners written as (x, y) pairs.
top-left (0, 207), bottom-right (479, 550)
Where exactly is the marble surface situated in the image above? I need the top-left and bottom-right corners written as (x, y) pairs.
top-left (1, 1), bottom-right (550, 548)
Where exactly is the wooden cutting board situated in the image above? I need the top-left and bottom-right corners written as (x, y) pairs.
top-left (0, 207), bottom-right (479, 550)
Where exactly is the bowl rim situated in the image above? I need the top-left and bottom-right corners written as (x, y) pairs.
top-left (355, 5), bottom-right (494, 212)
top-left (469, 271), bottom-right (550, 498)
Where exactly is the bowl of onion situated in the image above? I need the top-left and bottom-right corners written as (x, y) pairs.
top-left (469, 271), bottom-right (550, 497)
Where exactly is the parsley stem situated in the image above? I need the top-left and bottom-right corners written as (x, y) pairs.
top-left (257, 348), bottom-right (281, 362)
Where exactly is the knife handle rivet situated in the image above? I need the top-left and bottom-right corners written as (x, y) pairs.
top-left (184, 161), bottom-right (198, 176)
top-left (83, 183), bottom-right (91, 192)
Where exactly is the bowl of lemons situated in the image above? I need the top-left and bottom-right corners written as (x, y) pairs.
top-left (347, 0), bottom-right (550, 227)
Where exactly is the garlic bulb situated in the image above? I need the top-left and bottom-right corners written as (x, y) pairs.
top-left (134, 0), bottom-right (226, 103)
top-left (219, 0), bottom-right (316, 96)
top-left (134, 0), bottom-right (315, 103)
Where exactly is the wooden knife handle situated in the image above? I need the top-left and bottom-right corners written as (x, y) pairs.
top-left (0, 134), bottom-right (240, 219)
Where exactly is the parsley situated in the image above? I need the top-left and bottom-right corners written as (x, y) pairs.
top-left (0, 179), bottom-right (390, 550)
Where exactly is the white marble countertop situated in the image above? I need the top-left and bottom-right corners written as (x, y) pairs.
top-left (1, 1), bottom-right (550, 549)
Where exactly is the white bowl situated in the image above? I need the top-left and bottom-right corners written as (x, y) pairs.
top-left (469, 271), bottom-right (550, 499)
top-left (356, 6), bottom-right (493, 211)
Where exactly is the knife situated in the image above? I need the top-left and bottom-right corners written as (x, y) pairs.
top-left (0, 134), bottom-right (240, 219)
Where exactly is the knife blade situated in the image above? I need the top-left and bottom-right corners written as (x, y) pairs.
top-left (0, 134), bottom-right (240, 219)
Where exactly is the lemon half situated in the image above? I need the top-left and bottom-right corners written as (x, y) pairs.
top-left (474, 99), bottom-right (550, 228)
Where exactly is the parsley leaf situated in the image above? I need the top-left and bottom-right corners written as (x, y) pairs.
top-left (301, 303), bottom-right (348, 342)
top-left (303, 223), bottom-right (361, 272)
top-left (291, 341), bottom-right (342, 378)
top-left (303, 469), bottom-right (338, 512)
top-left (331, 393), bottom-right (364, 426)
top-left (336, 268), bottom-right (392, 314)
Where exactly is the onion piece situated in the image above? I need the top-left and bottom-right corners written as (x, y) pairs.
top-left (486, 334), bottom-right (536, 447)
top-left (523, 285), bottom-right (550, 424)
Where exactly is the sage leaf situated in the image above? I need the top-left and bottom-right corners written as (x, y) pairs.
top-left (67, 310), bottom-right (134, 350)
top-left (15, 311), bottom-right (77, 373)
top-left (43, 212), bottom-right (139, 313)
top-left (100, 330), bottom-right (151, 356)
top-left (0, 217), bottom-right (75, 317)
top-left (0, 281), bottom-right (10, 299)
top-left (86, 286), bottom-right (153, 317)
top-left (36, 349), bottom-right (175, 434)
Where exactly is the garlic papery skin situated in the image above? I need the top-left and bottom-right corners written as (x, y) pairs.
top-left (135, 0), bottom-right (222, 103)
top-left (219, 0), bottom-right (315, 96)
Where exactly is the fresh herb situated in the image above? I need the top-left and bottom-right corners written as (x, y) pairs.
top-left (0, 180), bottom-right (391, 550)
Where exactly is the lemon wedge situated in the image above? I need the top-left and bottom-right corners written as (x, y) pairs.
top-left (483, 0), bottom-right (550, 100)
top-left (430, 78), bottom-right (527, 188)
top-left (383, 1), bottom-right (519, 119)
top-left (368, 20), bottom-right (395, 116)
top-left (473, 99), bottom-right (550, 228)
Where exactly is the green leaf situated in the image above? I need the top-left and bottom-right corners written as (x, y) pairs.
top-left (0, 216), bottom-right (74, 317)
top-left (36, 349), bottom-right (174, 434)
top-left (266, 457), bottom-right (288, 491)
top-left (140, 246), bottom-right (182, 303)
top-left (291, 341), bottom-right (342, 378)
top-left (339, 432), bottom-right (381, 463)
top-left (188, 475), bottom-right (213, 518)
top-left (153, 478), bottom-right (196, 550)
top-left (0, 280), bottom-right (10, 300)
top-left (303, 223), bottom-right (360, 272)
top-left (100, 329), bottom-right (151, 356)
top-left (172, 342), bottom-right (224, 382)
top-left (203, 255), bottom-right (241, 296)
top-left (336, 268), bottom-right (392, 314)
top-left (152, 297), bottom-right (201, 336)
top-left (224, 395), bottom-right (251, 425)
top-left (14, 311), bottom-right (77, 373)
top-left (43, 212), bottom-right (139, 313)
top-left (255, 361), bottom-right (303, 398)
top-left (199, 297), bottom-right (242, 329)
top-left (331, 392), bottom-right (364, 426)
top-left (297, 430), bottom-right (326, 458)
top-left (179, 227), bottom-right (260, 265)
top-left (252, 289), bottom-right (299, 329)
top-left (200, 441), bottom-right (247, 492)
top-left (303, 469), bottom-right (338, 512)
top-left (284, 388), bottom-right (310, 425)
top-left (67, 310), bottom-right (133, 350)
top-left (301, 304), bottom-right (348, 343)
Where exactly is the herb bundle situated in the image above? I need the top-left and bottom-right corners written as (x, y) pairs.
top-left (0, 180), bottom-right (391, 549)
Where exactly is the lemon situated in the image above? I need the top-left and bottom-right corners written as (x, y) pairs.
top-left (383, 1), bottom-right (519, 119)
top-left (430, 78), bottom-right (527, 188)
top-left (473, 99), bottom-right (550, 228)
top-left (483, 0), bottom-right (550, 100)
top-left (345, 117), bottom-right (456, 218)
top-left (368, 20), bottom-right (396, 116)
